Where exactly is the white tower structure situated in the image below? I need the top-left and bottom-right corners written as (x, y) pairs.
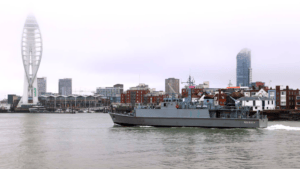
top-left (19, 15), bottom-right (43, 106)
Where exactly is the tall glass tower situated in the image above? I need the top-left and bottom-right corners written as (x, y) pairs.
top-left (236, 48), bottom-right (252, 87)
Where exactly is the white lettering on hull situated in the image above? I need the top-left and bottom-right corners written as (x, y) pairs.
top-left (244, 121), bottom-right (256, 124)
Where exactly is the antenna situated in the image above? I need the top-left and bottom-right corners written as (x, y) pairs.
top-left (181, 74), bottom-right (195, 103)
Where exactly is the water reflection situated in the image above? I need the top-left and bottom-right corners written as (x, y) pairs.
top-left (19, 114), bottom-right (46, 169)
top-left (109, 125), bottom-right (265, 168)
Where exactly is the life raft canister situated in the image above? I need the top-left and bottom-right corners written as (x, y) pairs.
top-left (176, 104), bottom-right (179, 109)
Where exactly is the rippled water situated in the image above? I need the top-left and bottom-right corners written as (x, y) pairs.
top-left (0, 113), bottom-right (300, 169)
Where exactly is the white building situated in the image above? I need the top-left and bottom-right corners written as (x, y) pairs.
top-left (96, 87), bottom-right (122, 97)
top-left (238, 96), bottom-right (275, 111)
top-left (243, 88), bottom-right (268, 98)
top-left (196, 81), bottom-right (209, 89)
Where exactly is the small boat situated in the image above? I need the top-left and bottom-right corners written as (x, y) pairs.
top-left (54, 109), bottom-right (63, 113)
top-left (29, 106), bottom-right (49, 113)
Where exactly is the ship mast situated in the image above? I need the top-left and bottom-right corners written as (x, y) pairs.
top-left (181, 75), bottom-right (195, 103)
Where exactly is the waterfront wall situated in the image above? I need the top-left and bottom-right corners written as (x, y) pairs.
top-left (264, 110), bottom-right (300, 121)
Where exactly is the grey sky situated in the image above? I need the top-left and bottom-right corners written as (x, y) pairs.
top-left (1, 0), bottom-right (300, 99)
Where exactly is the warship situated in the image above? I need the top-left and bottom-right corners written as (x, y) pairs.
top-left (109, 76), bottom-right (268, 128)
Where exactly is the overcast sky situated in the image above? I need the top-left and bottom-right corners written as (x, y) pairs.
top-left (1, 0), bottom-right (300, 99)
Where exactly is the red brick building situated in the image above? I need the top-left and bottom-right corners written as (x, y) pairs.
top-left (144, 93), bottom-right (169, 104)
top-left (275, 86), bottom-right (299, 109)
top-left (250, 81), bottom-right (265, 89)
top-left (120, 89), bottom-right (150, 104)
top-left (214, 93), bottom-right (227, 106)
top-left (182, 88), bottom-right (203, 98)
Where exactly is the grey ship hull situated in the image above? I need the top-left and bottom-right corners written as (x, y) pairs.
top-left (109, 113), bottom-right (268, 128)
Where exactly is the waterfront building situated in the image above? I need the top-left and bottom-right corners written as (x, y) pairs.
top-left (238, 96), bottom-right (275, 111)
top-left (275, 85), bottom-right (299, 109)
top-left (121, 83), bottom-right (150, 105)
top-left (96, 85), bottom-right (123, 97)
top-left (42, 92), bottom-right (59, 96)
top-left (236, 48), bottom-right (252, 87)
top-left (18, 15), bottom-right (43, 106)
top-left (165, 78), bottom-right (180, 94)
top-left (268, 89), bottom-right (276, 100)
top-left (38, 94), bottom-right (102, 109)
top-left (96, 84), bottom-right (123, 103)
top-left (59, 78), bottom-right (72, 96)
top-left (144, 91), bottom-right (168, 104)
top-left (243, 88), bottom-right (268, 98)
top-left (37, 77), bottom-right (47, 96)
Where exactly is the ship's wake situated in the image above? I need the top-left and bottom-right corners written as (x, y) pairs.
top-left (266, 124), bottom-right (300, 131)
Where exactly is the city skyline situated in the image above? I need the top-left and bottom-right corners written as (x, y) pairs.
top-left (1, 1), bottom-right (300, 100)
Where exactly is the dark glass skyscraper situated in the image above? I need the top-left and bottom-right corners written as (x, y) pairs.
top-left (236, 48), bottom-right (252, 86)
top-left (59, 78), bottom-right (72, 96)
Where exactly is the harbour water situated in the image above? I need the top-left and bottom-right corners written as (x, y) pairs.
top-left (0, 113), bottom-right (300, 169)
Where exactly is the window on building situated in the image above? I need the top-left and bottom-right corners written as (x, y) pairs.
top-left (268, 101), bottom-right (269, 104)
